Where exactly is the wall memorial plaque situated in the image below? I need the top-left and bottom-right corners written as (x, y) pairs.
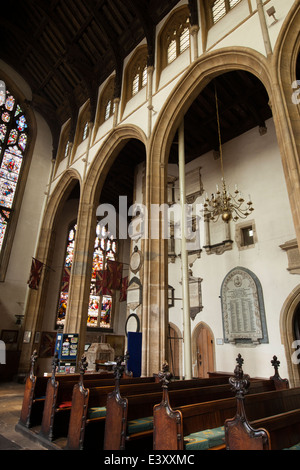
top-left (221, 267), bottom-right (268, 345)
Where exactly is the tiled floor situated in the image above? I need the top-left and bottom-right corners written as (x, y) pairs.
top-left (0, 381), bottom-right (47, 450)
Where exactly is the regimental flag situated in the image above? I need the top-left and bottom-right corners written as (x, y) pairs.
top-left (95, 270), bottom-right (112, 296)
top-left (119, 276), bottom-right (128, 302)
top-left (27, 258), bottom-right (44, 290)
top-left (61, 267), bottom-right (71, 293)
top-left (107, 260), bottom-right (123, 290)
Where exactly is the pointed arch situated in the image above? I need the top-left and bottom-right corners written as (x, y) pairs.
top-left (18, 169), bottom-right (81, 374)
top-left (273, 2), bottom-right (300, 250)
top-left (280, 285), bottom-right (300, 388)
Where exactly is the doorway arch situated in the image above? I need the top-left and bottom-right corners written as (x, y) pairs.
top-left (192, 322), bottom-right (215, 378)
top-left (280, 285), bottom-right (300, 387)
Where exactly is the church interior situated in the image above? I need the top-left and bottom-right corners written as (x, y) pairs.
top-left (0, 0), bottom-right (300, 451)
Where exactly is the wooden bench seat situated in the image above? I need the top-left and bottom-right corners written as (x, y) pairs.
top-left (103, 359), bottom-right (284, 450)
top-left (225, 355), bottom-right (300, 450)
top-left (65, 357), bottom-right (237, 450)
top-left (153, 355), bottom-right (290, 451)
top-left (38, 354), bottom-right (159, 441)
top-left (17, 350), bottom-right (115, 429)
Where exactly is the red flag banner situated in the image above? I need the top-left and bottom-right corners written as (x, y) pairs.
top-left (27, 258), bottom-right (44, 290)
top-left (119, 276), bottom-right (128, 302)
top-left (107, 260), bottom-right (123, 290)
top-left (95, 270), bottom-right (112, 296)
top-left (61, 267), bottom-right (70, 293)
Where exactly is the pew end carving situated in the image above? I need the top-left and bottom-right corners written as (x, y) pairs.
top-left (270, 355), bottom-right (289, 390)
top-left (103, 355), bottom-right (128, 450)
top-left (225, 354), bottom-right (270, 450)
top-left (153, 361), bottom-right (183, 450)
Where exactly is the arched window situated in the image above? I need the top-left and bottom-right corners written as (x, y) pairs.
top-left (121, 46), bottom-right (148, 115)
top-left (73, 101), bottom-right (91, 152)
top-left (131, 62), bottom-right (148, 96)
top-left (56, 222), bottom-right (118, 329)
top-left (159, 6), bottom-right (190, 71)
top-left (209, 0), bottom-right (242, 25)
top-left (0, 86), bottom-right (28, 255)
top-left (97, 76), bottom-right (116, 126)
top-left (56, 120), bottom-right (71, 165)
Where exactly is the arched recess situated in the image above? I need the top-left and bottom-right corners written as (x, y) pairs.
top-left (147, 46), bottom-right (284, 377)
top-left (191, 322), bottom-right (215, 378)
top-left (273, 2), bottom-right (300, 250)
top-left (18, 169), bottom-right (81, 375)
top-left (64, 125), bottom-right (147, 362)
top-left (280, 285), bottom-right (300, 388)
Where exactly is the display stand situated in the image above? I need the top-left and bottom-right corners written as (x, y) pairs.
top-left (55, 332), bottom-right (79, 373)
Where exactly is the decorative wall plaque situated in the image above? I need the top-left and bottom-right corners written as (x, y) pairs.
top-left (126, 276), bottom-right (142, 310)
top-left (221, 267), bottom-right (268, 345)
top-left (130, 246), bottom-right (143, 274)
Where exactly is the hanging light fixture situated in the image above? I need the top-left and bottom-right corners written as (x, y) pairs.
top-left (203, 82), bottom-right (254, 223)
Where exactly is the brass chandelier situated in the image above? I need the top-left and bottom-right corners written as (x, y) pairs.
top-left (203, 83), bottom-right (254, 223)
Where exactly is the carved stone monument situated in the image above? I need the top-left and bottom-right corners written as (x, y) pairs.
top-left (85, 342), bottom-right (115, 371)
top-left (221, 267), bottom-right (265, 344)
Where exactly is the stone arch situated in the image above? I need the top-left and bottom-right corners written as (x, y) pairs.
top-left (64, 125), bottom-right (147, 356)
top-left (83, 124), bottom-right (147, 207)
top-left (19, 168), bottom-right (81, 374)
top-left (280, 284), bottom-right (300, 388)
top-left (272, 1), bottom-right (300, 249)
top-left (144, 47), bottom-right (276, 375)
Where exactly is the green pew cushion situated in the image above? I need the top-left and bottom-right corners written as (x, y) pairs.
top-left (87, 407), bottom-right (107, 419)
top-left (184, 426), bottom-right (225, 450)
top-left (127, 416), bottom-right (154, 435)
top-left (283, 443), bottom-right (300, 450)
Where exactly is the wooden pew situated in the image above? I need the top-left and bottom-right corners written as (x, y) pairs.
top-left (153, 355), bottom-right (291, 451)
top-left (18, 350), bottom-right (122, 430)
top-left (103, 359), bottom-right (280, 451)
top-left (39, 354), bottom-right (158, 442)
top-left (65, 358), bottom-right (234, 450)
top-left (225, 355), bottom-right (300, 450)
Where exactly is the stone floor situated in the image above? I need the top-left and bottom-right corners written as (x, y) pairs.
top-left (0, 381), bottom-right (47, 450)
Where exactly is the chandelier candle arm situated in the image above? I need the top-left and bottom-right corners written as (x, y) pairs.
top-left (203, 82), bottom-right (254, 223)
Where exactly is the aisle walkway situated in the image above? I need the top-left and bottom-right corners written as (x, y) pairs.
top-left (0, 381), bottom-right (47, 450)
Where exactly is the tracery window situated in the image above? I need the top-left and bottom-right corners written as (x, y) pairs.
top-left (159, 7), bottom-right (190, 71)
top-left (0, 86), bottom-right (28, 255)
top-left (56, 222), bottom-right (117, 329)
top-left (98, 76), bottom-right (115, 125)
top-left (167, 19), bottom-right (190, 65)
top-left (121, 46), bottom-right (148, 115)
top-left (210, 0), bottom-right (242, 25)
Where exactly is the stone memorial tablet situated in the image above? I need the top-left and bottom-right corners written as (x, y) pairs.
top-left (221, 267), bottom-right (264, 344)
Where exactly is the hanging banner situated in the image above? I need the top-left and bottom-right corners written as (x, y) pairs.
top-left (27, 258), bottom-right (44, 290)
top-left (107, 260), bottom-right (123, 289)
top-left (119, 276), bottom-right (128, 302)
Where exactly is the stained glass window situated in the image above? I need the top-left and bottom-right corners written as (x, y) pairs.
top-left (0, 87), bottom-right (28, 255)
top-left (56, 222), bottom-right (117, 329)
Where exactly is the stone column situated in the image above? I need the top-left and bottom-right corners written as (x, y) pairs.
top-left (63, 200), bottom-right (97, 360)
top-left (142, 147), bottom-right (168, 377)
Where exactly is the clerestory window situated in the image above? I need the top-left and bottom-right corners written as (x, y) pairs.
top-left (210, 0), bottom-right (242, 25)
